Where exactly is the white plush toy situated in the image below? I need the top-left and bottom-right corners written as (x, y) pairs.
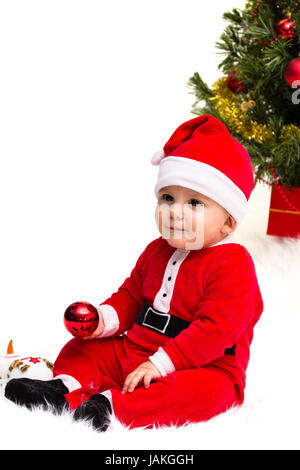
top-left (0, 340), bottom-right (54, 387)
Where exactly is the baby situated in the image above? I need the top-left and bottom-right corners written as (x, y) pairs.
top-left (5, 114), bottom-right (264, 432)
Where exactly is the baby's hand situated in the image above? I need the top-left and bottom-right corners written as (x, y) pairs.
top-left (82, 307), bottom-right (105, 340)
top-left (122, 361), bottom-right (161, 394)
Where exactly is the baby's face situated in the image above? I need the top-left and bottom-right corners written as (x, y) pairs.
top-left (155, 185), bottom-right (236, 250)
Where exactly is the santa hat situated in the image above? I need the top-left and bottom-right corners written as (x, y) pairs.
top-left (151, 114), bottom-right (254, 225)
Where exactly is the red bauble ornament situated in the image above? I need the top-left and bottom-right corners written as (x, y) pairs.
top-left (284, 58), bottom-right (300, 87)
top-left (226, 73), bottom-right (245, 93)
top-left (276, 17), bottom-right (297, 41)
top-left (64, 301), bottom-right (99, 338)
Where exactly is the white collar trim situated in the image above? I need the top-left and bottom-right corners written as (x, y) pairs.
top-left (207, 232), bottom-right (235, 248)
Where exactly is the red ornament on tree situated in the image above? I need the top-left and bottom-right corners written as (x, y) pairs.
top-left (226, 73), bottom-right (245, 93)
top-left (276, 17), bottom-right (297, 41)
top-left (284, 58), bottom-right (300, 87)
top-left (64, 301), bottom-right (99, 338)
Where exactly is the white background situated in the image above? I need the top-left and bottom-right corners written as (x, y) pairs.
top-left (3, 1), bottom-right (300, 451)
top-left (0, 0), bottom-right (247, 358)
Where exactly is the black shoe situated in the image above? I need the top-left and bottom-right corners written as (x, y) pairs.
top-left (4, 378), bottom-right (69, 414)
top-left (73, 394), bottom-right (112, 432)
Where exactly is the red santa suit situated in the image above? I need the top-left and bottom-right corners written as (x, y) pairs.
top-left (53, 232), bottom-right (263, 429)
top-left (53, 114), bottom-right (264, 429)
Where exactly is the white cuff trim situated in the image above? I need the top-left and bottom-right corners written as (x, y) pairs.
top-left (53, 374), bottom-right (81, 393)
top-left (100, 390), bottom-right (115, 419)
top-left (96, 304), bottom-right (119, 338)
top-left (148, 347), bottom-right (176, 377)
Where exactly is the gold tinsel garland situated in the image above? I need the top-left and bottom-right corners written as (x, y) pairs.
top-left (210, 77), bottom-right (273, 143)
top-left (281, 123), bottom-right (300, 139)
top-left (210, 77), bottom-right (300, 144)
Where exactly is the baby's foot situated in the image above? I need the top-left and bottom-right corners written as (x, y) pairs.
top-left (73, 394), bottom-right (112, 432)
top-left (5, 377), bottom-right (69, 414)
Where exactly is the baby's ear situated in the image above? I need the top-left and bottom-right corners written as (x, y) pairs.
top-left (224, 214), bottom-right (237, 233)
top-left (227, 215), bottom-right (237, 230)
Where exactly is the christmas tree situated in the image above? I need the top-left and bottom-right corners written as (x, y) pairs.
top-left (188, 0), bottom-right (300, 190)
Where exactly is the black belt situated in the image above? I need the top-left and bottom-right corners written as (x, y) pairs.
top-left (135, 303), bottom-right (190, 338)
top-left (135, 302), bottom-right (235, 356)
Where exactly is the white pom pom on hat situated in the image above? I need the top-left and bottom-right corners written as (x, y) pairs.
top-left (151, 149), bottom-right (165, 166)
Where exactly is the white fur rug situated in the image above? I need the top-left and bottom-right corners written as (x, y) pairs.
top-left (1, 182), bottom-right (300, 450)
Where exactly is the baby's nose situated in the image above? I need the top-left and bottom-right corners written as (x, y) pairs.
top-left (170, 203), bottom-right (184, 219)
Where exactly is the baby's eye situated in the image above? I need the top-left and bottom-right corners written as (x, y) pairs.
top-left (160, 194), bottom-right (174, 202)
top-left (188, 198), bottom-right (204, 207)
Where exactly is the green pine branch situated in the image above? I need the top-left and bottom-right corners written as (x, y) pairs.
top-left (187, 0), bottom-right (300, 187)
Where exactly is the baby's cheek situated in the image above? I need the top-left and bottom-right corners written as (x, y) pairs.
top-left (155, 204), bottom-right (173, 233)
top-left (186, 207), bottom-right (205, 233)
